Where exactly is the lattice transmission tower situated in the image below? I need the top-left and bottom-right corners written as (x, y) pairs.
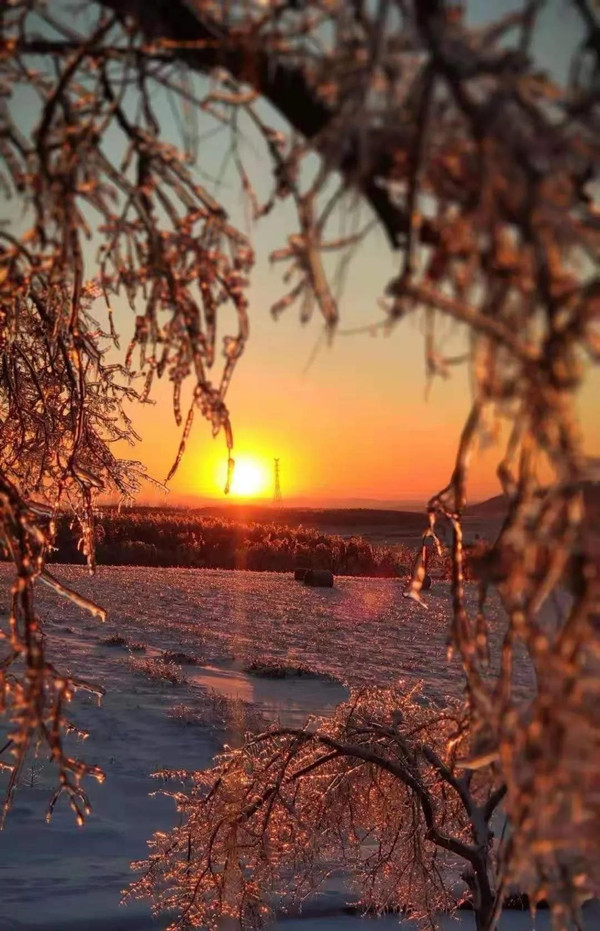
top-left (273, 458), bottom-right (282, 503)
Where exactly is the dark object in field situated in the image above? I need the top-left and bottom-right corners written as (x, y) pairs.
top-left (294, 567), bottom-right (308, 581)
top-left (101, 634), bottom-right (128, 647)
top-left (161, 650), bottom-right (200, 666)
top-left (245, 660), bottom-right (328, 680)
top-left (421, 574), bottom-right (432, 591)
top-left (128, 641), bottom-right (146, 652)
top-left (304, 569), bottom-right (334, 587)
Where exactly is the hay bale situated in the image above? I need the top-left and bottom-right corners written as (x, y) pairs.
top-left (304, 569), bottom-right (334, 588)
top-left (294, 568), bottom-right (309, 581)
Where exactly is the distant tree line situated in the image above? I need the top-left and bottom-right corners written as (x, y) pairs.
top-left (43, 508), bottom-right (429, 578)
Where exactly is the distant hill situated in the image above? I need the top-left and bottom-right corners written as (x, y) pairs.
top-left (466, 482), bottom-right (600, 522)
top-left (465, 494), bottom-right (508, 518)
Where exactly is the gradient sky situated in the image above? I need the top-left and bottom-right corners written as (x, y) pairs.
top-left (118, 0), bottom-right (600, 507)
top-left (8, 0), bottom-right (600, 508)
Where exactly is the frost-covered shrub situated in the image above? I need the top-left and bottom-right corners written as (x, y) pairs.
top-left (129, 658), bottom-right (185, 687)
top-left (243, 660), bottom-right (342, 684)
top-left (168, 692), bottom-right (266, 739)
top-left (130, 687), bottom-right (504, 930)
top-left (101, 634), bottom-right (129, 648)
top-left (49, 510), bottom-right (415, 577)
top-left (161, 650), bottom-right (201, 666)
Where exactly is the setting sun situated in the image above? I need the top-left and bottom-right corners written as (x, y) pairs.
top-left (224, 456), bottom-right (270, 498)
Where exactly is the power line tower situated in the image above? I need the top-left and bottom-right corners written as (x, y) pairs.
top-left (273, 458), bottom-right (282, 503)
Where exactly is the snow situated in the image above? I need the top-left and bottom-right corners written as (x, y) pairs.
top-left (190, 664), bottom-right (347, 727)
top-left (0, 566), bottom-right (592, 930)
top-left (274, 910), bottom-right (600, 931)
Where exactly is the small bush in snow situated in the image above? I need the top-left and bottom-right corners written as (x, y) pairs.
top-left (129, 658), bottom-right (185, 687)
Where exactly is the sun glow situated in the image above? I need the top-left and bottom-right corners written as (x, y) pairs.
top-left (225, 456), bottom-right (270, 498)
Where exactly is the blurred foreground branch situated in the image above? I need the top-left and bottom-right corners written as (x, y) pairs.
top-left (1, 0), bottom-right (599, 926)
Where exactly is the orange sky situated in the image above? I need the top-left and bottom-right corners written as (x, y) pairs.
top-left (110, 0), bottom-right (600, 509)
top-left (119, 231), bottom-right (600, 508)
top-left (94, 3), bottom-right (594, 511)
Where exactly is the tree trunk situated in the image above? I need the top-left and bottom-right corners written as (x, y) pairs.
top-left (474, 892), bottom-right (497, 931)
top-left (464, 863), bottom-right (497, 931)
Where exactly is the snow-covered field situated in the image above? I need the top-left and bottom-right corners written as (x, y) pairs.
top-left (0, 566), bottom-right (596, 930)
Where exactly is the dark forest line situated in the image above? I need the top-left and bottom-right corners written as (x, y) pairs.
top-left (47, 508), bottom-right (442, 578)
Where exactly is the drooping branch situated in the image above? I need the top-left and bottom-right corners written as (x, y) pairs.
top-left (255, 725), bottom-right (478, 863)
top-left (129, 687), bottom-right (500, 929)
top-left (96, 0), bottom-right (420, 249)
